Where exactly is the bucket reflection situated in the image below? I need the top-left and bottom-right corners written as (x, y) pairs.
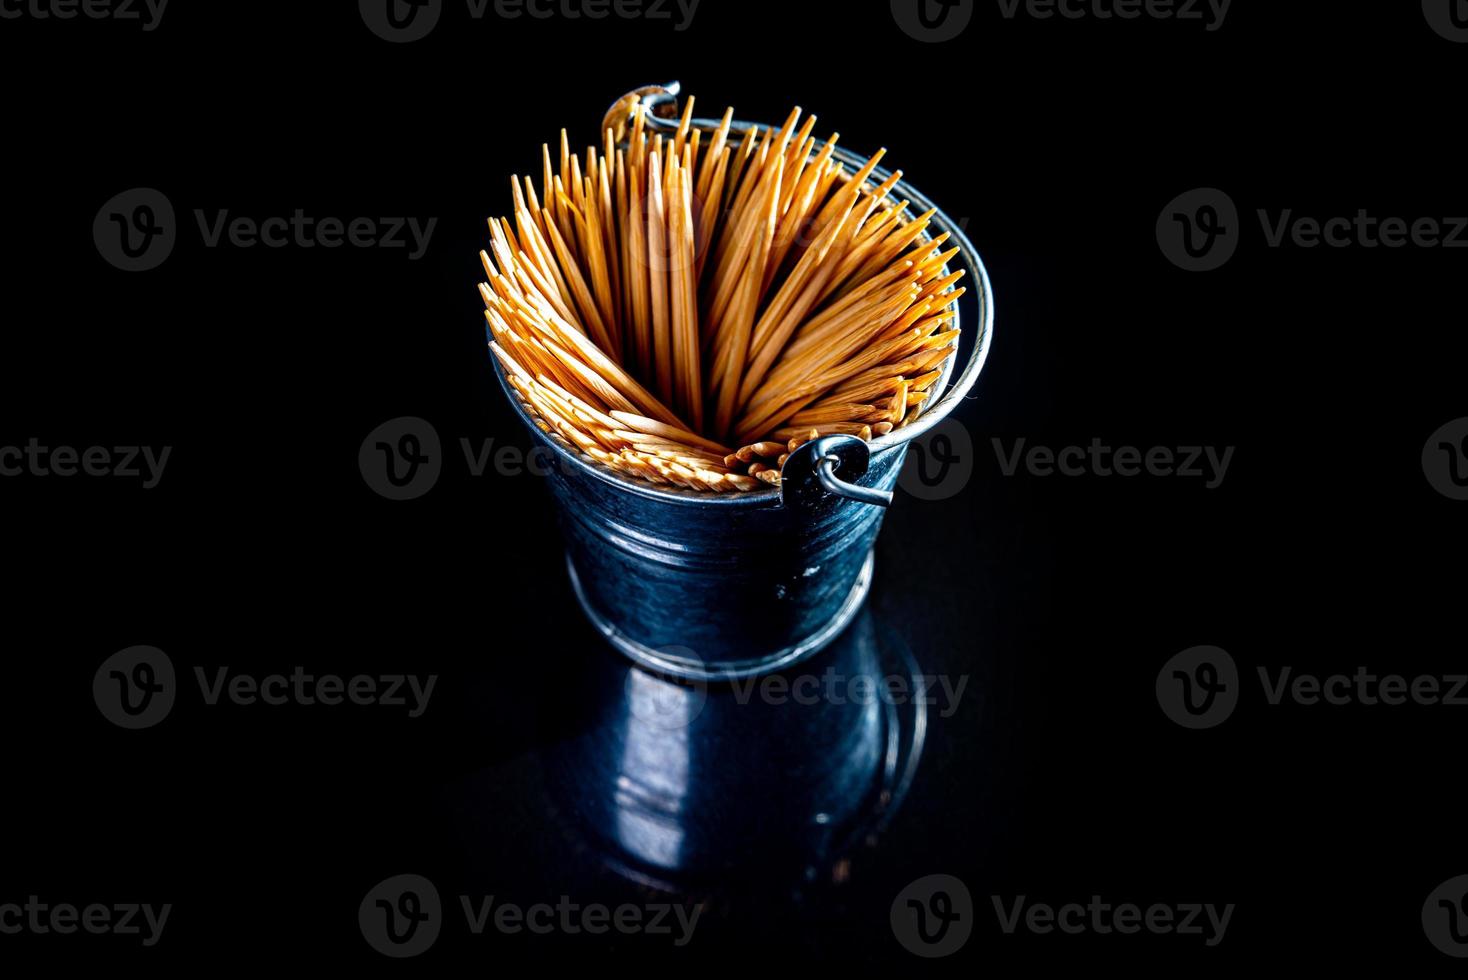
top-left (545, 606), bottom-right (925, 893)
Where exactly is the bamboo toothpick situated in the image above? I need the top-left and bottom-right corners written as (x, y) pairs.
top-left (479, 92), bottom-right (964, 492)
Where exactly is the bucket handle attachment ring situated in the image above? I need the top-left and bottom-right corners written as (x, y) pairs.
top-left (601, 82), bottom-right (683, 144)
top-left (780, 435), bottom-right (893, 510)
top-left (818, 455), bottom-right (894, 508)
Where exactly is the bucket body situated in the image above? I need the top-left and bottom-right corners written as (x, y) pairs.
top-left (524, 415), bottom-right (909, 680)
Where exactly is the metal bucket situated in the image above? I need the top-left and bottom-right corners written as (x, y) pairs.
top-left (490, 83), bottom-right (994, 681)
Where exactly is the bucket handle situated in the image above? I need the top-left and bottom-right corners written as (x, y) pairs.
top-left (780, 435), bottom-right (893, 510)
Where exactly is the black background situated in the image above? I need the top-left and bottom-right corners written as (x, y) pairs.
top-left (2, 0), bottom-right (1464, 969)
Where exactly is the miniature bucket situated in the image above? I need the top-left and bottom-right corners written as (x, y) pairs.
top-left (490, 83), bottom-right (994, 681)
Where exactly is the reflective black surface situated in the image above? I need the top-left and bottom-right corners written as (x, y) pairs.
top-left (500, 606), bottom-right (920, 892)
top-left (424, 534), bottom-right (1007, 962)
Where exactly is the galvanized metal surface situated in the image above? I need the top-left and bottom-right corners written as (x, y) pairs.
top-left (543, 427), bottom-right (906, 680)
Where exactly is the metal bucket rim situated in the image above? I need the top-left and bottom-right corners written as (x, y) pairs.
top-left (487, 91), bottom-right (994, 508)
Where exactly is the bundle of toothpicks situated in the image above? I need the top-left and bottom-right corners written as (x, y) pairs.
top-left (481, 93), bottom-right (964, 492)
